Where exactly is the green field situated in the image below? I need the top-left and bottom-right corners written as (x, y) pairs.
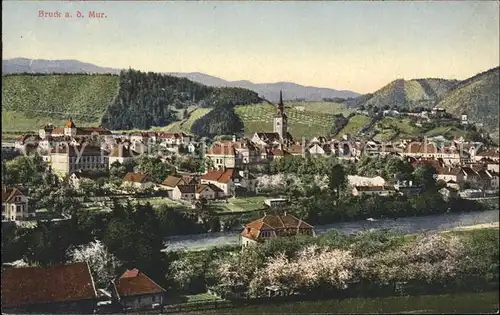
top-left (192, 291), bottom-right (499, 314)
top-left (287, 101), bottom-right (355, 115)
top-left (235, 102), bottom-right (343, 139)
top-left (336, 114), bottom-right (371, 137)
top-left (210, 196), bottom-right (267, 213)
top-left (159, 108), bottom-right (213, 133)
top-left (2, 110), bottom-right (98, 135)
top-left (1, 74), bottom-right (119, 132)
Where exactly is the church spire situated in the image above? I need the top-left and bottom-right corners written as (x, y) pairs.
top-left (277, 90), bottom-right (284, 115)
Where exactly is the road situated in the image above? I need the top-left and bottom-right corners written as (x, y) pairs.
top-left (163, 209), bottom-right (499, 251)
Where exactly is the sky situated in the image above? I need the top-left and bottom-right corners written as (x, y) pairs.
top-left (3, 1), bottom-right (499, 94)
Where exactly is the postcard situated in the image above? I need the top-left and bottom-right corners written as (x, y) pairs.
top-left (2, 1), bottom-right (499, 314)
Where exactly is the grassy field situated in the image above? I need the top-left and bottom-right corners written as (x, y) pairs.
top-left (235, 102), bottom-right (340, 139)
top-left (336, 114), bottom-right (371, 137)
top-left (159, 108), bottom-right (213, 133)
top-left (2, 74), bottom-right (119, 132)
top-left (184, 293), bottom-right (222, 303)
top-left (210, 196), bottom-right (267, 213)
top-left (2, 110), bottom-right (98, 134)
top-left (287, 101), bottom-right (355, 115)
top-left (424, 126), bottom-right (469, 138)
top-left (191, 291), bottom-right (499, 314)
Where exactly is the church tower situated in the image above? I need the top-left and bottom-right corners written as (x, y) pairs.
top-left (64, 117), bottom-right (77, 137)
top-left (273, 90), bottom-right (288, 142)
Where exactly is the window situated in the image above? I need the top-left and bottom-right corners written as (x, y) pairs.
top-left (138, 297), bottom-right (141, 303)
top-left (152, 296), bottom-right (156, 302)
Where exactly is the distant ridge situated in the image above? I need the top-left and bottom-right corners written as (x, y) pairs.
top-left (2, 58), bottom-right (360, 102)
top-left (2, 58), bottom-right (121, 75)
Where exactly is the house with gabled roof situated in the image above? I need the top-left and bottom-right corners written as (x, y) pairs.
top-left (2, 186), bottom-right (33, 221)
top-left (122, 172), bottom-right (154, 190)
top-left (110, 268), bottom-right (166, 311)
top-left (200, 168), bottom-right (242, 196)
top-left (240, 213), bottom-right (315, 247)
top-left (172, 185), bottom-right (196, 201)
top-left (160, 175), bottom-right (188, 190)
top-left (195, 183), bottom-right (225, 200)
top-left (1, 262), bottom-right (98, 314)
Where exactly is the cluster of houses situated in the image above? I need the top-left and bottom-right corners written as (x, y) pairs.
top-left (1, 262), bottom-right (166, 313)
top-left (117, 167), bottom-right (258, 200)
top-left (14, 118), bottom-right (195, 177)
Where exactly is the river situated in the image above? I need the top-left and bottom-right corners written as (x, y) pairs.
top-left (164, 210), bottom-right (499, 251)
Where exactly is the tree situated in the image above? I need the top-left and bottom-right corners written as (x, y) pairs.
top-left (104, 202), bottom-right (167, 285)
top-left (328, 164), bottom-right (347, 201)
top-left (412, 165), bottom-right (437, 191)
top-left (135, 156), bottom-right (174, 183)
top-left (67, 240), bottom-right (121, 287)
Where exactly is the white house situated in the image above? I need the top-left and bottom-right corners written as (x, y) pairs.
top-left (172, 185), bottom-right (196, 201)
top-left (195, 183), bottom-right (224, 200)
top-left (200, 168), bottom-right (240, 196)
top-left (2, 186), bottom-right (34, 221)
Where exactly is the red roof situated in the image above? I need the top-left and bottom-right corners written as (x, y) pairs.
top-left (200, 168), bottom-right (240, 183)
top-left (115, 269), bottom-right (165, 297)
top-left (123, 172), bottom-right (150, 183)
top-left (207, 142), bottom-right (236, 155)
top-left (241, 214), bottom-right (314, 241)
top-left (1, 262), bottom-right (97, 308)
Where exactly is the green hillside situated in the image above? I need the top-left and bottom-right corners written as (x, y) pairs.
top-left (287, 101), bottom-right (354, 115)
top-left (336, 114), bottom-right (371, 137)
top-left (2, 74), bottom-right (119, 131)
top-left (354, 78), bottom-right (458, 110)
top-left (1, 71), bottom-right (261, 133)
top-left (436, 67), bottom-right (499, 137)
top-left (158, 108), bottom-right (213, 133)
top-left (235, 102), bottom-right (343, 139)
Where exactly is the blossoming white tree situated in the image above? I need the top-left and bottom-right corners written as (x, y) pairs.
top-left (66, 240), bottom-right (121, 288)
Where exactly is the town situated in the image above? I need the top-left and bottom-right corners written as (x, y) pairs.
top-left (2, 90), bottom-right (499, 313)
top-left (2, 1), bottom-right (499, 313)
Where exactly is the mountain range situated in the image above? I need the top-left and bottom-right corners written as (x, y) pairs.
top-left (2, 58), bottom-right (499, 139)
top-left (2, 58), bottom-right (360, 101)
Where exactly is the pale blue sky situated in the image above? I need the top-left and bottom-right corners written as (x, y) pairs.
top-left (3, 1), bottom-right (499, 93)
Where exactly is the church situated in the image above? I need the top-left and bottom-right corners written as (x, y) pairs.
top-left (251, 91), bottom-right (294, 147)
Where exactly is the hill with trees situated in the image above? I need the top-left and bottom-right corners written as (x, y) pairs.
top-left (436, 67), bottom-right (499, 138)
top-left (2, 70), bottom-right (261, 132)
top-left (344, 78), bottom-right (459, 110)
top-left (340, 67), bottom-right (499, 138)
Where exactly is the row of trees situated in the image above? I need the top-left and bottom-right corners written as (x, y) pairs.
top-left (167, 228), bottom-right (499, 297)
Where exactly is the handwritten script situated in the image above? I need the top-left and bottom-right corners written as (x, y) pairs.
top-left (38, 10), bottom-right (107, 19)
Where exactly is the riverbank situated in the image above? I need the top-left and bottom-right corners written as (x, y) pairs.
top-left (180, 291), bottom-right (499, 314)
top-left (164, 209), bottom-right (500, 251)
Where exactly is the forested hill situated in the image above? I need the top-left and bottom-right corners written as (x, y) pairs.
top-left (344, 78), bottom-right (459, 109)
top-left (101, 69), bottom-right (261, 130)
top-left (2, 70), bottom-right (262, 131)
top-left (436, 67), bottom-right (499, 137)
